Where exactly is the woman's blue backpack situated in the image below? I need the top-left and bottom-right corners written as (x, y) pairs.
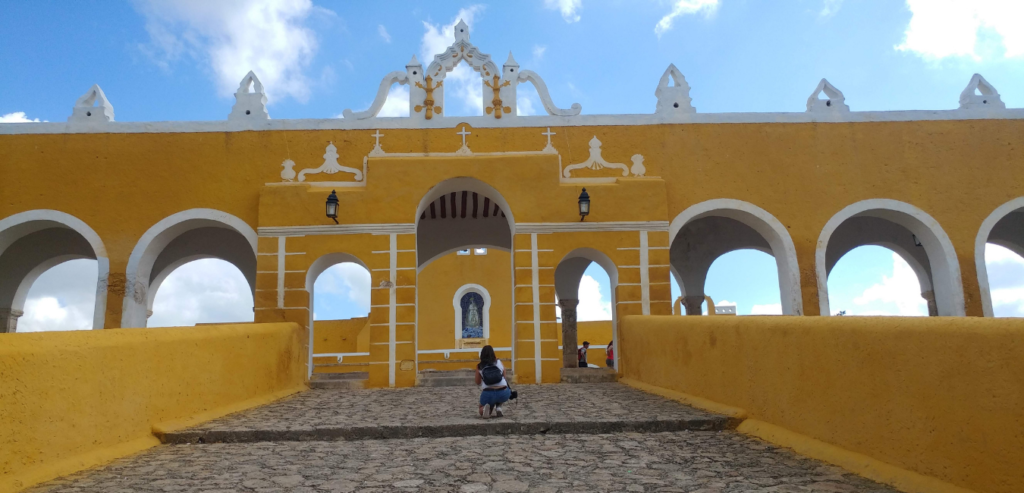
top-left (481, 363), bottom-right (503, 386)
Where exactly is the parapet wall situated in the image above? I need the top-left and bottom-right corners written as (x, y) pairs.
top-left (0, 323), bottom-right (309, 492)
top-left (619, 315), bottom-right (1024, 493)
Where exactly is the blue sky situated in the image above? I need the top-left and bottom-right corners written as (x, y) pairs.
top-left (4, 0), bottom-right (1024, 328)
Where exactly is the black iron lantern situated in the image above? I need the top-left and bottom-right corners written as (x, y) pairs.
top-left (326, 190), bottom-right (339, 224)
top-left (578, 188), bottom-right (590, 221)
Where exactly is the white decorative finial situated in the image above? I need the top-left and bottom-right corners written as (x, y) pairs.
top-left (541, 128), bottom-right (556, 153)
top-left (369, 130), bottom-right (385, 157)
top-left (630, 155), bottom-right (646, 177)
top-left (455, 126), bottom-right (472, 155)
top-left (229, 70), bottom-right (270, 120)
top-left (298, 141), bottom-right (364, 182)
top-left (806, 78), bottom-right (849, 113)
top-left (654, 64), bottom-right (695, 115)
top-left (68, 84), bottom-right (114, 123)
top-left (280, 159), bottom-right (296, 181)
top-left (408, 54), bottom-right (421, 67)
top-left (959, 73), bottom-right (1005, 110)
top-left (562, 136), bottom-right (630, 178)
top-left (454, 19), bottom-right (469, 42)
top-left (504, 52), bottom-right (518, 67)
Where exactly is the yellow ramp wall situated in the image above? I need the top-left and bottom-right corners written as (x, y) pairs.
top-left (619, 315), bottom-right (1024, 493)
top-left (0, 323), bottom-right (308, 492)
top-left (312, 318), bottom-right (369, 354)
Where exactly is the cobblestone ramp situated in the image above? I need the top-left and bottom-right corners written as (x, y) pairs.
top-left (159, 384), bottom-right (737, 444)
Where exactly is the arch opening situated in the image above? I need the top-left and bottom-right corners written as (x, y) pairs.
top-left (703, 249), bottom-right (783, 315)
top-left (817, 200), bottom-right (964, 317)
top-left (415, 177), bottom-right (514, 270)
top-left (826, 245), bottom-right (929, 317)
top-left (669, 199), bottom-right (802, 316)
top-left (148, 258), bottom-right (255, 327)
top-left (0, 210), bottom-right (108, 332)
top-left (123, 209), bottom-right (257, 328)
top-left (555, 248), bottom-right (619, 370)
top-left (308, 255), bottom-right (372, 365)
top-left (976, 198), bottom-right (1024, 317)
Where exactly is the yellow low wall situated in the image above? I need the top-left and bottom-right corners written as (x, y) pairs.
top-left (0, 323), bottom-right (308, 492)
top-left (312, 317), bottom-right (369, 354)
top-left (619, 315), bottom-right (1024, 493)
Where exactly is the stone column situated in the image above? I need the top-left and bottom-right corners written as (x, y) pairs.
top-left (0, 309), bottom-right (23, 333)
top-left (683, 296), bottom-right (705, 316)
top-left (559, 299), bottom-right (579, 368)
top-left (921, 290), bottom-right (938, 317)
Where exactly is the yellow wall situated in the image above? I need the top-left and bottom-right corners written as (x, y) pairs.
top-left (312, 317), bottom-right (369, 353)
top-left (417, 249), bottom-right (512, 350)
top-left (0, 323), bottom-right (308, 492)
top-left (619, 315), bottom-right (1024, 493)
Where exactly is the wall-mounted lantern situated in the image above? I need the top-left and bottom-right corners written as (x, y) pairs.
top-left (326, 190), bottom-right (339, 224)
top-left (578, 188), bottom-right (590, 221)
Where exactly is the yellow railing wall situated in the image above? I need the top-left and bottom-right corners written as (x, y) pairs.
top-left (0, 323), bottom-right (308, 492)
top-left (619, 315), bottom-right (1024, 493)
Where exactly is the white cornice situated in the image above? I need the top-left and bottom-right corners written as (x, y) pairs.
top-left (516, 221), bottom-right (669, 233)
top-left (258, 223), bottom-right (415, 237)
top-left (2, 109), bottom-right (1023, 136)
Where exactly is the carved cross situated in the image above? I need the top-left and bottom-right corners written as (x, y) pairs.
top-left (414, 76), bottom-right (443, 120)
top-left (483, 75), bottom-right (511, 119)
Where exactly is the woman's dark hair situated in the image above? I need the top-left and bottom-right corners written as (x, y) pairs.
top-left (478, 345), bottom-right (497, 369)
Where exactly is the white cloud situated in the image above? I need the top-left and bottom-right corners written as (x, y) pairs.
top-left (577, 274), bottom-right (612, 321)
top-left (134, 0), bottom-right (325, 103)
top-left (313, 262), bottom-right (371, 319)
top-left (851, 252), bottom-right (927, 316)
top-left (820, 0), bottom-right (843, 18)
top-left (0, 112), bottom-right (42, 123)
top-left (985, 243), bottom-right (1024, 317)
top-left (532, 45), bottom-right (547, 60)
top-left (715, 299), bottom-right (736, 306)
top-left (897, 0), bottom-right (1024, 60)
top-left (750, 303), bottom-right (782, 315)
top-left (544, 0), bottom-right (581, 23)
top-left (379, 85), bottom-right (411, 117)
top-left (655, 0), bottom-right (719, 38)
top-left (516, 84), bottom-right (541, 116)
top-left (378, 24), bottom-right (391, 43)
top-left (18, 259), bottom-right (98, 332)
top-left (420, 6), bottom-right (486, 116)
top-left (149, 259), bottom-right (254, 327)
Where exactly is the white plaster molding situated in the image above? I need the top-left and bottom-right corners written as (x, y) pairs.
top-left (654, 64), bottom-right (695, 115)
top-left (562, 136), bottom-right (630, 178)
top-left (815, 199), bottom-right (965, 317)
top-left (453, 283), bottom-right (491, 342)
top-left (806, 78), bottom-right (849, 113)
top-left (0, 210), bottom-right (110, 330)
top-left (517, 221), bottom-right (669, 233)
top-left (668, 199), bottom-right (803, 315)
top-left (122, 209), bottom-right (258, 328)
top-left (280, 159), bottom-right (297, 181)
top-left (630, 155), bottom-right (647, 177)
top-left (342, 71), bottom-right (410, 120)
top-left (68, 84), bottom-right (114, 123)
top-left (258, 223), bottom-right (416, 237)
top-left (228, 71), bottom-right (270, 121)
top-left (297, 142), bottom-right (364, 182)
top-left (516, 70), bottom-right (582, 116)
top-left (9, 108), bottom-right (1024, 135)
top-left (974, 197), bottom-right (1024, 317)
top-left (959, 73), bottom-right (1005, 110)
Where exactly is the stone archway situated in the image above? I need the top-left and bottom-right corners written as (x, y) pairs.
top-left (554, 248), bottom-right (619, 369)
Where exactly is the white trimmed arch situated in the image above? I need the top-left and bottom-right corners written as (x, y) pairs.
top-left (414, 177), bottom-right (515, 270)
top-left (453, 283), bottom-right (491, 343)
top-left (554, 247), bottom-right (620, 367)
top-left (306, 252), bottom-right (371, 377)
top-left (817, 199), bottom-right (964, 317)
top-left (122, 209), bottom-right (257, 328)
top-left (975, 197), bottom-right (1024, 317)
top-left (669, 199), bottom-right (803, 315)
top-left (0, 210), bottom-right (110, 330)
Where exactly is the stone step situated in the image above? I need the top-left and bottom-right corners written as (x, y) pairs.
top-left (158, 416), bottom-right (731, 444)
top-left (311, 371), bottom-right (369, 381)
top-left (560, 367), bottom-right (618, 384)
top-left (417, 369), bottom-right (514, 387)
top-left (309, 379), bottom-right (366, 390)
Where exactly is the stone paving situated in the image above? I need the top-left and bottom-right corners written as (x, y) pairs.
top-left (29, 432), bottom-right (898, 492)
top-left (28, 383), bottom-right (900, 492)
top-left (161, 384), bottom-right (733, 443)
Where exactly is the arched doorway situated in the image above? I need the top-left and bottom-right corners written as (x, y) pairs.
top-left (122, 209), bottom-right (257, 328)
top-left (668, 199), bottom-right (802, 316)
top-left (826, 246), bottom-right (929, 316)
top-left (415, 177), bottom-right (515, 378)
top-left (147, 259), bottom-right (255, 327)
top-left (555, 248), bottom-right (619, 369)
top-left (817, 199), bottom-right (964, 316)
top-left (0, 210), bottom-right (108, 332)
top-left (306, 253), bottom-right (372, 379)
top-left (976, 197), bottom-right (1024, 317)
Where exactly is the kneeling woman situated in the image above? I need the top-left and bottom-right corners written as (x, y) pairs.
top-left (475, 345), bottom-right (510, 418)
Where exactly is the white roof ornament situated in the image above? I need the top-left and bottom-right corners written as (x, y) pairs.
top-left (959, 73), bottom-right (1005, 110)
top-left (806, 78), bottom-right (849, 113)
top-left (68, 84), bottom-right (114, 123)
top-left (342, 19), bottom-right (580, 121)
top-left (655, 64), bottom-right (695, 115)
top-left (229, 71), bottom-right (270, 121)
